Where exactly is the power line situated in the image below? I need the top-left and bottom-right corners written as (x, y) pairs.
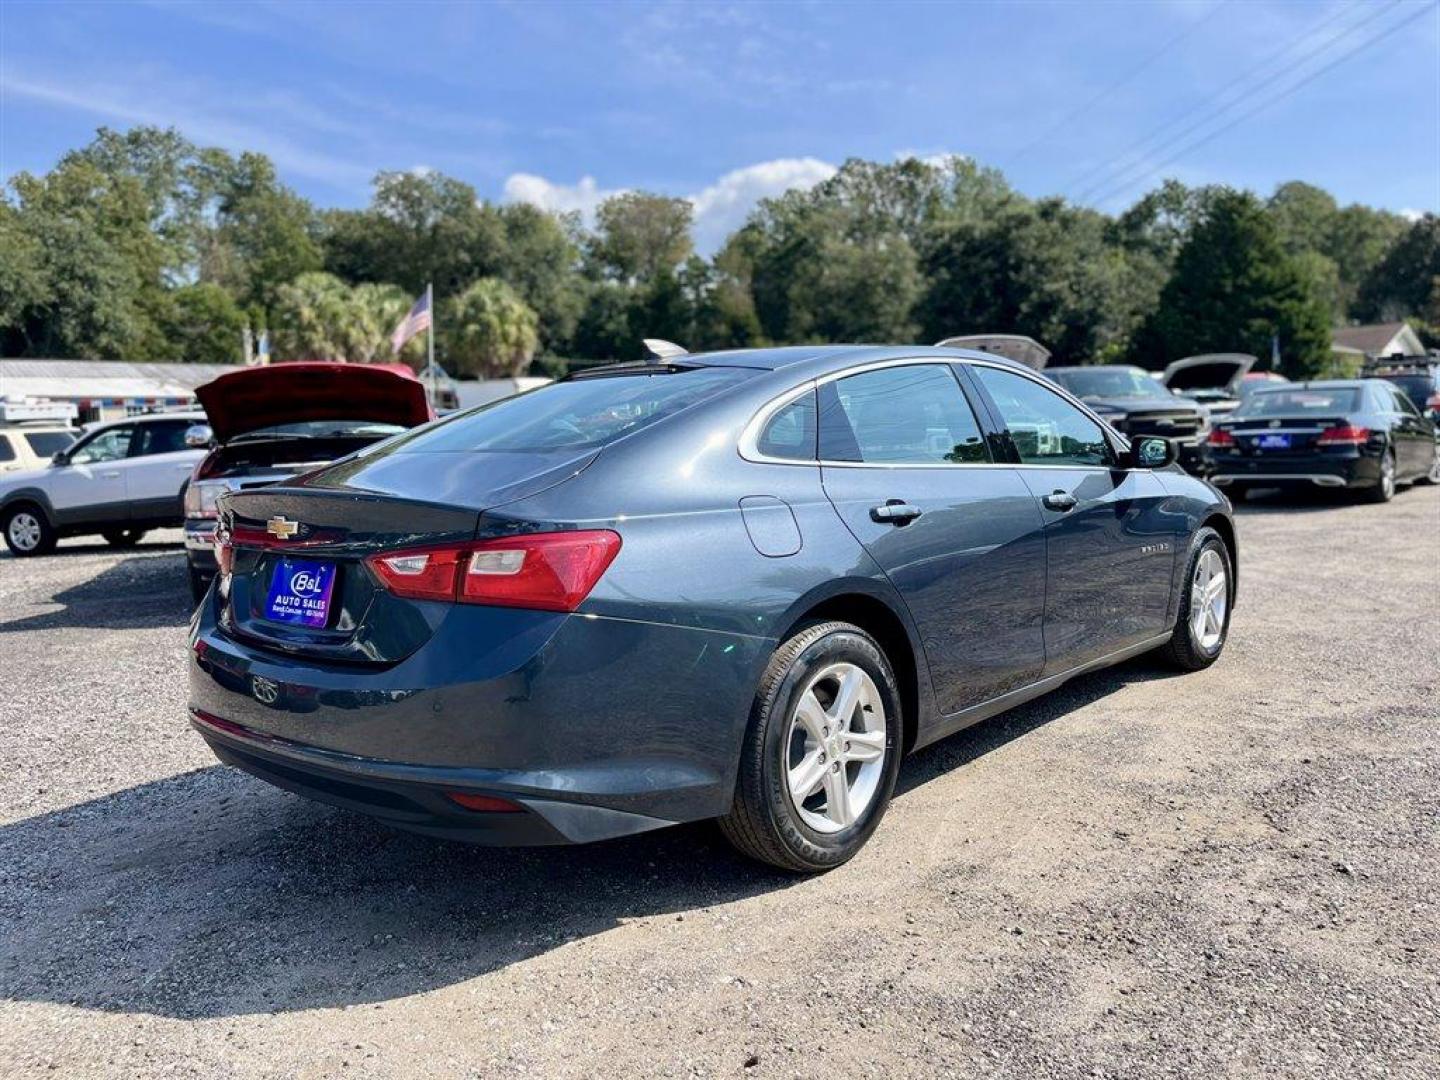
top-left (1063, 0), bottom-right (1379, 200)
top-left (1002, 0), bottom-right (1231, 169)
top-left (1084, 1), bottom-right (1435, 209)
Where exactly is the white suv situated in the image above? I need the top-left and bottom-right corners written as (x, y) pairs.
top-left (0, 412), bottom-right (206, 556)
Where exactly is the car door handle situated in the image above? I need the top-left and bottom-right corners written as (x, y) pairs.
top-left (1042, 491), bottom-right (1077, 511)
top-left (100, 470), bottom-right (121, 479)
top-left (870, 502), bottom-right (923, 525)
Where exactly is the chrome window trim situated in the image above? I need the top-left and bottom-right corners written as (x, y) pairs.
top-left (738, 355), bottom-right (1133, 470)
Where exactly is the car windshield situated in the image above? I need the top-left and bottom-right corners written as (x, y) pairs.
top-left (392, 367), bottom-right (755, 453)
top-left (1053, 368), bottom-right (1159, 399)
top-left (1234, 388), bottom-right (1359, 416)
top-left (233, 420), bottom-right (409, 442)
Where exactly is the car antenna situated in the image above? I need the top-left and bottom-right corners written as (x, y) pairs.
top-left (642, 339), bottom-right (688, 364)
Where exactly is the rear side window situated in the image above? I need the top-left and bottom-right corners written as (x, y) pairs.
top-left (24, 431), bottom-right (75, 457)
top-left (819, 365), bottom-right (990, 465)
top-left (756, 389), bottom-right (817, 460)
top-left (973, 366), bottom-right (1115, 468)
top-left (0, 436), bottom-right (14, 462)
top-left (393, 367), bottom-right (755, 453)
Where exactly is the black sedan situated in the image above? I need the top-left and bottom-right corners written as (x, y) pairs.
top-left (1046, 365), bottom-right (1210, 475)
top-left (1207, 380), bottom-right (1440, 502)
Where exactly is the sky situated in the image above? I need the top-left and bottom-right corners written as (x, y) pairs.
top-left (1, 0), bottom-right (1436, 252)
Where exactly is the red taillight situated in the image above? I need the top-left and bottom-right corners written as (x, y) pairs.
top-left (1316, 425), bottom-right (1370, 446)
top-left (1426, 393), bottom-right (1440, 412)
top-left (364, 530), bottom-right (622, 612)
top-left (1207, 428), bottom-right (1236, 447)
top-left (445, 792), bottom-right (524, 813)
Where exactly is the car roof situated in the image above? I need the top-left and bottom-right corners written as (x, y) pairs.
top-left (577, 344), bottom-right (1039, 380)
top-left (1046, 364), bottom-right (1147, 374)
top-left (1251, 380), bottom-right (1363, 391)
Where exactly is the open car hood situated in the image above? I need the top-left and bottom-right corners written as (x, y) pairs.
top-left (195, 363), bottom-right (433, 444)
top-left (935, 334), bottom-right (1051, 371)
top-left (1163, 353), bottom-right (1257, 393)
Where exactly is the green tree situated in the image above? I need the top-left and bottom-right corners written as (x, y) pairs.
top-left (494, 202), bottom-right (583, 355)
top-left (589, 192), bottom-right (693, 285)
top-left (156, 282), bottom-right (246, 364)
top-left (1354, 214), bottom-right (1440, 323)
top-left (443, 278), bottom-right (539, 377)
top-left (1134, 189), bottom-right (1332, 378)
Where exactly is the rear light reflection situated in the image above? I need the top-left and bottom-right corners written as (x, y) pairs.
top-left (365, 530), bottom-right (622, 613)
top-left (214, 529), bottom-right (234, 577)
top-left (1316, 425), bottom-right (1370, 446)
top-left (445, 792), bottom-right (524, 813)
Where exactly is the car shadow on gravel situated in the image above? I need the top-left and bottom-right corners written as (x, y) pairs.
top-left (1228, 487), bottom-right (1363, 514)
top-left (0, 538), bottom-right (184, 560)
top-left (0, 552), bottom-right (192, 633)
top-left (0, 655), bottom-right (1175, 1021)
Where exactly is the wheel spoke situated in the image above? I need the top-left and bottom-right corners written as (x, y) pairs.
top-left (822, 767), bottom-right (855, 827)
top-left (788, 749), bottom-right (827, 801)
top-left (793, 690), bottom-right (828, 744)
top-left (843, 729), bottom-right (885, 763)
top-left (829, 666), bottom-right (864, 731)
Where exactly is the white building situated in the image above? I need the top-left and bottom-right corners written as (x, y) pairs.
top-left (0, 359), bottom-right (240, 423)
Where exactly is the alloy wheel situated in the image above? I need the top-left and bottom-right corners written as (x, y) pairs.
top-left (7, 512), bottom-right (42, 552)
top-left (1190, 548), bottom-right (1228, 652)
top-left (1381, 453), bottom-right (1396, 499)
top-left (784, 662), bottom-right (887, 834)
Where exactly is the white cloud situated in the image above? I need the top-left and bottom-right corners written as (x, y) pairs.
top-left (1399, 208), bottom-right (1426, 222)
top-left (501, 173), bottom-right (625, 223)
top-left (503, 156), bottom-right (838, 253)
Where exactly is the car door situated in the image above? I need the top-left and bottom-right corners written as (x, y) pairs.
top-left (125, 419), bottom-right (204, 520)
top-left (817, 361), bottom-right (1047, 715)
top-left (47, 424), bottom-right (136, 524)
top-left (1384, 385), bottom-right (1430, 479)
top-left (968, 364), bottom-right (1177, 675)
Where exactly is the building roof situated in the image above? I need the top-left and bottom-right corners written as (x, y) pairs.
top-left (0, 359), bottom-right (242, 402)
top-left (1330, 322), bottom-right (1418, 356)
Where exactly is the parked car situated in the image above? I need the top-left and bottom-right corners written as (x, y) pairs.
top-left (1163, 353), bottom-right (1258, 417)
top-left (1045, 365), bottom-right (1210, 475)
top-left (1237, 371), bottom-right (1290, 400)
top-left (0, 399), bottom-right (80, 475)
top-left (184, 363), bottom-right (433, 602)
top-left (189, 344), bottom-right (1237, 872)
top-left (1206, 380), bottom-right (1440, 501)
top-left (1361, 353), bottom-right (1440, 419)
top-left (1, 411), bottom-right (205, 556)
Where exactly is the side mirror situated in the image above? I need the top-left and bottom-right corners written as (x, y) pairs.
top-left (184, 424), bottom-right (214, 449)
top-left (1132, 436), bottom-right (1177, 470)
top-left (51, 451), bottom-right (68, 466)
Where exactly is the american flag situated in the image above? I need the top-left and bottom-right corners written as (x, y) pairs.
top-left (391, 290), bottom-right (432, 352)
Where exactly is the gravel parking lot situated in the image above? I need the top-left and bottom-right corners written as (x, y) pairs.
top-left (1, 488), bottom-right (1437, 1079)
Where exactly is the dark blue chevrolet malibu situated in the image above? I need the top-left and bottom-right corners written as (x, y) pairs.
top-left (189, 346), bottom-right (1237, 871)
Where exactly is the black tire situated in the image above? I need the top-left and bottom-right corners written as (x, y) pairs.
top-left (101, 527), bottom-right (147, 548)
top-left (2, 503), bottom-right (57, 557)
top-left (1157, 527), bottom-right (1233, 672)
top-left (718, 621), bottom-right (903, 873)
top-left (1363, 448), bottom-right (1396, 504)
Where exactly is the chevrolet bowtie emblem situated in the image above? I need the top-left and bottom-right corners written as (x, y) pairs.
top-left (266, 516), bottom-right (300, 540)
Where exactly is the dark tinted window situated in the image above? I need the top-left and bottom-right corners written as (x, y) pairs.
top-left (974, 366), bottom-right (1114, 467)
top-left (24, 431), bottom-right (75, 457)
top-left (0, 436), bottom-right (14, 462)
top-left (136, 420), bottom-right (192, 456)
top-left (819, 365), bottom-right (989, 464)
top-left (393, 368), bottom-right (753, 453)
top-left (756, 389), bottom-right (817, 460)
top-left (1234, 388), bottom-right (1360, 416)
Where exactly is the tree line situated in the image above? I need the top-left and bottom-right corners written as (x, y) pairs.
top-left (2, 126), bottom-right (1436, 379)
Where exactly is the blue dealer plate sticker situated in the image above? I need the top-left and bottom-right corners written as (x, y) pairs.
top-left (264, 558), bottom-right (337, 628)
top-left (1256, 433), bottom-right (1291, 450)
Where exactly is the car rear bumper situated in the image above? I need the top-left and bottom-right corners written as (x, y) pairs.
top-left (187, 594), bottom-right (771, 844)
top-left (1208, 453), bottom-right (1376, 489)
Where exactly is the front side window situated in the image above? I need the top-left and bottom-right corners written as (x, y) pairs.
top-left (819, 364), bottom-right (989, 465)
top-left (135, 420), bottom-right (192, 456)
top-left (68, 426), bottom-right (134, 465)
top-left (756, 389), bottom-right (817, 460)
top-left (973, 366), bottom-right (1115, 468)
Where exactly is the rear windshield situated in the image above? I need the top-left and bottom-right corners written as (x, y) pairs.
top-left (23, 431), bottom-right (76, 457)
top-left (393, 367), bottom-right (755, 454)
top-left (1234, 388), bottom-right (1359, 416)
